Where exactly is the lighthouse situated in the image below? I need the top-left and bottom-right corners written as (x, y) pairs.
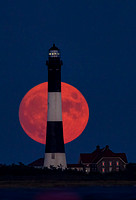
top-left (44, 44), bottom-right (67, 169)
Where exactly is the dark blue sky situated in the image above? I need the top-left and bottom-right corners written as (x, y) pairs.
top-left (0, 0), bottom-right (136, 164)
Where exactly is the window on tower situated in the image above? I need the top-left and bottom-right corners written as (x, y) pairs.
top-left (49, 50), bottom-right (60, 57)
top-left (51, 153), bottom-right (55, 159)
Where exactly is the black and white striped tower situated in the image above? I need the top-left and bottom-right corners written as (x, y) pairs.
top-left (44, 44), bottom-right (67, 169)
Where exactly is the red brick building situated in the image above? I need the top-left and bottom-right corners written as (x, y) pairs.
top-left (68, 145), bottom-right (128, 173)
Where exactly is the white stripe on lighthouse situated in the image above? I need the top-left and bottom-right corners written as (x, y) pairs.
top-left (47, 92), bottom-right (62, 121)
top-left (44, 153), bottom-right (67, 169)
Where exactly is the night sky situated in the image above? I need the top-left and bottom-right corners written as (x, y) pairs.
top-left (0, 0), bottom-right (136, 165)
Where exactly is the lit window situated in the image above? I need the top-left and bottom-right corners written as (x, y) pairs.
top-left (116, 161), bottom-right (119, 166)
top-left (102, 168), bottom-right (105, 173)
top-left (102, 161), bottom-right (105, 166)
top-left (49, 50), bottom-right (60, 57)
top-left (109, 161), bottom-right (112, 166)
top-left (109, 167), bottom-right (112, 172)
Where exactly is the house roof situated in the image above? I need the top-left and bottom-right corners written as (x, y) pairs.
top-left (28, 158), bottom-right (44, 167)
top-left (80, 145), bottom-right (128, 164)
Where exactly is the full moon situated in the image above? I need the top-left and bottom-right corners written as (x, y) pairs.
top-left (19, 82), bottom-right (89, 144)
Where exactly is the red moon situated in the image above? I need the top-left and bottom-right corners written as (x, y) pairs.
top-left (19, 82), bottom-right (89, 144)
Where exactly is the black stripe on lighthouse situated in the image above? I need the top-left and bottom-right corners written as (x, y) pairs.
top-left (45, 121), bottom-right (65, 153)
top-left (48, 68), bottom-right (61, 92)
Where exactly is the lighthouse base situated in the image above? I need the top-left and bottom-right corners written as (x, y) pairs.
top-left (44, 153), bottom-right (67, 169)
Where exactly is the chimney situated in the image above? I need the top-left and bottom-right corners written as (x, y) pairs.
top-left (96, 145), bottom-right (100, 150)
top-left (106, 145), bottom-right (109, 150)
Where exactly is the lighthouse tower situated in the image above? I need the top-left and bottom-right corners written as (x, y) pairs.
top-left (44, 44), bottom-right (67, 169)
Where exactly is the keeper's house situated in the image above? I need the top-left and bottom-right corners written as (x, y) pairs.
top-left (68, 145), bottom-right (128, 173)
top-left (29, 145), bottom-right (127, 173)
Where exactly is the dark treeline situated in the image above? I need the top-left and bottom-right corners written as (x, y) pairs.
top-left (0, 163), bottom-right (136, 181)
